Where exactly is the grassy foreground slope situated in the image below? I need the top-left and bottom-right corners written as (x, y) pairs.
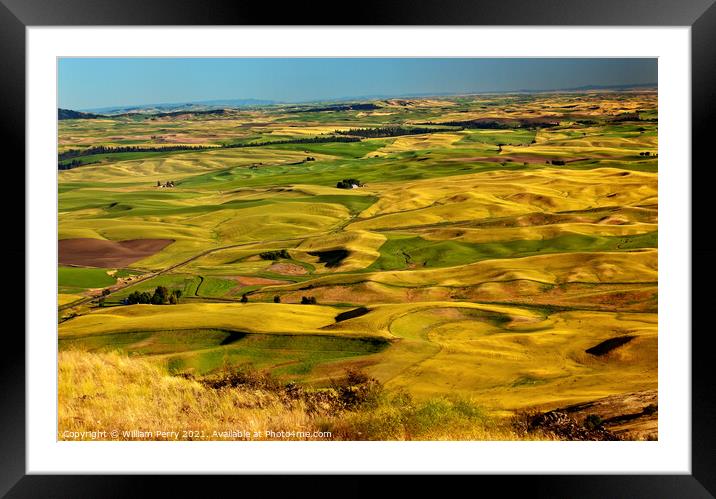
top-left (59, 350), bottom-right (525, 440)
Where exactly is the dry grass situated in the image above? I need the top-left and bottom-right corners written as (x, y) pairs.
top-left (58, 350), bottom-right (535, 441)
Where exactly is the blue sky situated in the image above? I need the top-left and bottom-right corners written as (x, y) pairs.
top-left (58, 58), bottom-right (657, 110)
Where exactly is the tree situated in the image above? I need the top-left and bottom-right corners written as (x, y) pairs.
top-left (126, 291), bottom-right (151, 304)
top-left (98, 297), bottom-right (106, 307)
top-left (101, 288), bottom-right (111, 296)
top-left (154, 286), bottom-right (169, 303)
top-left (240, 294), bottom-right (248, 303)
top-left (273, 295), bottom-right (281, 303)
top-left (584, 414), bottom-right (604, 430)
top-left (336, 178), bottom-right (362, 189)
top-left (126, 287), bottom-right (181, 305)
top-left (259, 249), bottom-right (290, 261)
top-left (301, 296), bottom-right (316, 305)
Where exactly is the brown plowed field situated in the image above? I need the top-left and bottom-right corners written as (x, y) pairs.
top-left (59, 238), bottom-right (174, 268)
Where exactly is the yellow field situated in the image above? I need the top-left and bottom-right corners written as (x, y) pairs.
top-left (415, 222), bottom-right (657, 244)
top-left (374, 308), bottom-right (657, 409)
top-left (59, 302), bottom-right (354, 337)
top-left (58, 147), bottom-right (326, 183)
top-left (371, 133), bottom-right (465, 156)
top-left (353, 168), bottom-right (657, 228)
top-left (294, 230), bottom-right (386, 272)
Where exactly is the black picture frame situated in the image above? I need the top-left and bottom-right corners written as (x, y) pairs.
top-left (4, 0), bottom-right (714, 496)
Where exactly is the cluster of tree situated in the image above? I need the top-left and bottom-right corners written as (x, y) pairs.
top-left (609, 113), bottom-right (642, 122)
top-left (97, 288), bottom-right (111, 307)
top-left (125, 286), bottom-right (182, 305)
top-left (305, 156), bottom-right (316, 162)
top-left (259, 249), bottom-right (291, 261)
top-left (546, 159), bottom-right (566, 166)
top-left (222, 136), bottom-right (360, 149)
top-left (287, 103), bottom-right (380, 113)
top-left (59, 137), bottom-right (360, 171)
top-left (156, 180), bottom-right (176, 188)
top-left (425, 119), bottom-right (512, 129)
top-left (58, 144), bottom-right (215, 162)
top-left (336, 178), bottom-right (362, 189)
top-left (638, 151), bottom-right (653, 156)
top-left (334, 126), bottom-right (453, 138)
top-left (58, 159), bottom-right (87, 170)
top-left (301, 296), bottom-right (317, 304)
top-left (421, 118), bottom-right (559, 130)
top-left (151, 109), bottom-right (227, 118)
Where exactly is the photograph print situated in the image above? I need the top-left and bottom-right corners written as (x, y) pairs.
top-left (57, 57), bottom-right (658, 442)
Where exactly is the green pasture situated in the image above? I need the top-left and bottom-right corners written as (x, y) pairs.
top-left (58, 329), bottom-right (390, 378)
top-left (58, 266), bottom-right (116, 289)
top-left (368, 231), bottom-right (658, 271)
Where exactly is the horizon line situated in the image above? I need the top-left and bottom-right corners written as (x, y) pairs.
top-left (71, 82), bottom-right (658, 113)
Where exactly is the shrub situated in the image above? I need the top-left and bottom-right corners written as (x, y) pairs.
top-left (259, 249), bottom-right (290, 261)
top-left (336, 178), bottom-right (362, 189)
top-left (200, 365), bottom-right (282, 392)
top-left (330, 368), bottom-right (384, 410)
top-left (584, 414), bottom-right (604, 430)
top-left (125, 287), bottom-right (181, 305)
top-left (643, 403), bottom-right (658, 415)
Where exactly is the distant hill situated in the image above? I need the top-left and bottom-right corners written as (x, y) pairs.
top-left (61, 84), bottom-right (658, 121)
top-left (58, 108), bottom-right (104, 120)
top-left (513, 82), bottom-right (658, 93)
top-left (82, 98), bottom-right (278, 116)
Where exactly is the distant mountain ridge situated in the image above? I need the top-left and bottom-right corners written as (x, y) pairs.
top-left (513, 82), bottom-right (657, 93)
top-left (58, 109), bottom-right (104, 120)
top-left (60, 83), bottom-right (658, 120)
top-left (81, 98), bottom-right (278, 115)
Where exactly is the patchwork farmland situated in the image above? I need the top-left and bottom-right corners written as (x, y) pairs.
top-left (58, 91), bottom-right (658, 440)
